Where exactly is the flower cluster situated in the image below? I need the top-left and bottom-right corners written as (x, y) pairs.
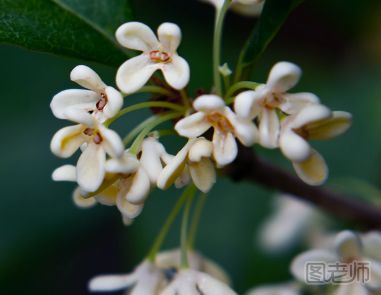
top-left (49, 3), bottom-right (354, 293)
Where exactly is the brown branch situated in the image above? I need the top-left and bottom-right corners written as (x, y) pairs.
top-left (226, 146), bottom-right (381, 229)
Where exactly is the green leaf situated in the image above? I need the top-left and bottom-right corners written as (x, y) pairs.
top-left (236, 0), bottom-right (304, 80)
top-left (0, 0), bottom-right (133, 66)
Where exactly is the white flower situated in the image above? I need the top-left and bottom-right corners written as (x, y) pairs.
top-left (52, 162), bottom-right (143, 225)
top-left (157, 138), bottom-right (216, 193)
top-left (203, 0), bottom-right (264, 16)
top-left (246, 282), bottom-right (300, 295)
top-left (291, 230), bottom-right (381, 293)
top-left (258, 194), bottom-right (323, 254)
top-left (50, 65), bottom-right (123, 125)
top-left (115, 22), bottom-right (190, 94)
top-left (234, 62), bottom-right (320, 148)
top-left (89, 260), bottom-right (166, 294)
top-left (279, 104), bottom-right (352, 185)
top-left (50, 118), bottom-right (124, 192)
top-left (161, 269), bottom-right (237, 295)
top-left (175, 95), bottom-right (257, 167)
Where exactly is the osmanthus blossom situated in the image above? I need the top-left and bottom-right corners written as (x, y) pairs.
top-left (50, 117), bottom-right (124, 192)
top-left (246, 282), bottom-right (300, 295)
top-left (202, 0), bottom-right (265, 16)
top-left (115, 22), bottom-right (190, 94)
top-left (258, 194), bottom-right (324, 254)
top-left (175, 94), bottom-right (257, 167)
top-left (52, 161), bottom-right (144, 225)
top-left (50, 65), bottom-right (123, 125)
top-left (157, 137), bottom-right (216, 193)
top-left (161, 269), bottom-right (237, 295)
top-left (279, 104), bottom-right (352, 185)
top-left (89, 249), bottom-right (233, 295)
top-left (234, 62), bottom-right (320, 148)
top-left (291, 230), bottom-right (381, 295)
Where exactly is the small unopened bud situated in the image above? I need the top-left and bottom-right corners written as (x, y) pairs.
top-left (219, 63), bottom-right (232, 77)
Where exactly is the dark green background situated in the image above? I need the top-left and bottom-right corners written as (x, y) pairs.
top-left (1, 0), bottom-right (381, 294)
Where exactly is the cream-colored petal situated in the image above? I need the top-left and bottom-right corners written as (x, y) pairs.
top-left (50, 124), bottom-right (86, 158)
top-left (157, 22), bottom-right (181, 53)
top-left (140, 137), bottom-right (166, 184)
top-left (116, 55), bottom-right (159, 94)
top-left (161, 55), bottom-right (190, 90)
top-left (50, 89), bottom-right (98, 120)
top-left (335, 230), bottom-right (362, 261)
top-left (188, 138), bottom-right (213, 162)
top-left (175, 112), bottom-right (210, 138)
top-left (116, 194), bottom-right (144, 220)
top-left (234, 89), bottom-right (264, 120)
top-left (63, 107), bottom-right (96, 126)
top-left (291, 249), bottom-right (337, 282)
top-left (115, 22), bottom-right (158, 52)
top-left (259, 109), bottom-right (280, 149)
top-left (95, 184), bottom-right (119, 206)
top-left (292, 149), bottom-right (328, 186)
top-left (280, 92), bottom-right (320, 115)
top-left (367, 259), bottom-right (381, 290)
top-left (193, 94), bottom-right (225, 113)
top-left (70, 65), bottom-right (106, 92)
top-left (213, 130), bottom-right (238, 167)
top-left (247, 282), bottom-right (300, 295)
top-left (224, 107), bottom-right (258, 146)
top-left (52, 165), bottom-right (77, 182)
top-left (77, 143), bottom-right (106, 192)
top-left (306, 111), bottom-right (352, 140)
top-left (189, 158), bottom-right (216, 193)
top-left (105, 152), bottom-right (139, 174)
top-left (157, 140), bottom-right (193, 190)
top-left (231, 1), bottom-right (264, 17)
top-left (102, 86), bottom-right (123, 119)
top-left (72, 187), bottom-right (97, 208)
top-left (279, 130), bottom-right (311, 162)
top-left (267, 62), bottom-right (301, 93)
top-left (124, 167), bottom-right (151, 204)
top-left (97, 124), bottom-right (124, 158)
top-left (201, 257), bottom-right (231, 285)
top-left (88, 274), bottom-right (137, 292)
top-left (334, 283), bottom-right (368, 295)
top-left (174, 166), bottom-right (191, 189)
top-left (197, 271), bottom-right (237, 295)
top-left (362, 231), bottom-right (381, 261)
top-left (290, 104), bottom-right (331, 130)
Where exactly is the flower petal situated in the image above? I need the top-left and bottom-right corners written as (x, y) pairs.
top-left (72, 187), bottom-right (97, 208)
top-left (213, 130), bottom-right (238, 167)
top-left (267, 62), bottom-right (301, 93)
top-left (291, 249), bottom-right (337, 282)
top-left (280, 92), bottom-right (320, 115)
top-left (367, 259), bottom-right (381, 290)
top-left (140, 137), bottom-right (167, 184)
top-left (157, 140), bottom-right (193, 190)
top-left (98, 124), bottom-right (124, 158)
top-left (50, 124), bottom-right (86, 158)
top-left (193, 95), bottom-right (225, 113)
top-left (161, 55), bottom-right (190, 90)
top-left (247, 282), bottom-right (300, 295)
top-left (157, 22), bottom-right (181, 53)
top-left (116, 194), bottom-right (144, 219)
top-left (259, 109), bottom-right (280, 148)
top-left (279, 130), bottom-right (311, 162)
top-left (224, 107), bottom-right (258, 146)
top-left (105, 152), bottom-right (139, 174)
top-left (362, 231), bottom-right (381, 261)
top-left (77, 143), bottom-right (106, 192)
top-left (50, 89), bottom-right (98, 121)
top-left (88, 274), bottom-right (136, 292)
top-left (116, 55), bottom-right (159, 94)
top-left (197, 271), bottom-right (237, 295)
top-left (95, 184), bottom-right (119, 206)
top-left (188, 138), bottom-right (213, 162)
top-left (292, 149), bottom-right (328, 186)
top-left (123, 167), bottom-right (151, 204)
top-left (290, 104), bottom-right (331, 130)
top-left (115, 22), bottom-right (158, 52)
top-left (70, 65), bottom-right (106, 92)
top-left (334, 283), bottom-right (368, 295)
top-left (189, 158), bottom-right (216, 193)
top-left (103, 86), bottom-right (123, 119)
top-left (335, 230), bottom-right (362, 260)
top-left (52, 165), bottom-right (76, 182)
top-left (306, 111), bottom-right (352, 140)
top-left (234, 89), bottom-right (264, 120)
top-left (175, 112), bottom-right (210, 138)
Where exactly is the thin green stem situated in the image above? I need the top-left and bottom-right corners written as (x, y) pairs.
top-left (213, 0), bottom-right (231, 96)
top-left (105, 101), bottom-right (185, 126)
top-left (180, 186), bottom-right (196, 268)
top-left (147, 185), bottom-right (195, 262)
top-left (187, 193), bottom-right (207, 250)
top-left (123, 116), bottom-right (157, 146)
top-left (180, 89), bottom-right (191, 109)
top-left (129, 112), bottom-right (182, 155)
top-left (225, 81), bottom-right (260, 104)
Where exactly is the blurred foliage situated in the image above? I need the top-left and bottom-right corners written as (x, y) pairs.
top-left (1, 0), bottom-right (381, 294)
